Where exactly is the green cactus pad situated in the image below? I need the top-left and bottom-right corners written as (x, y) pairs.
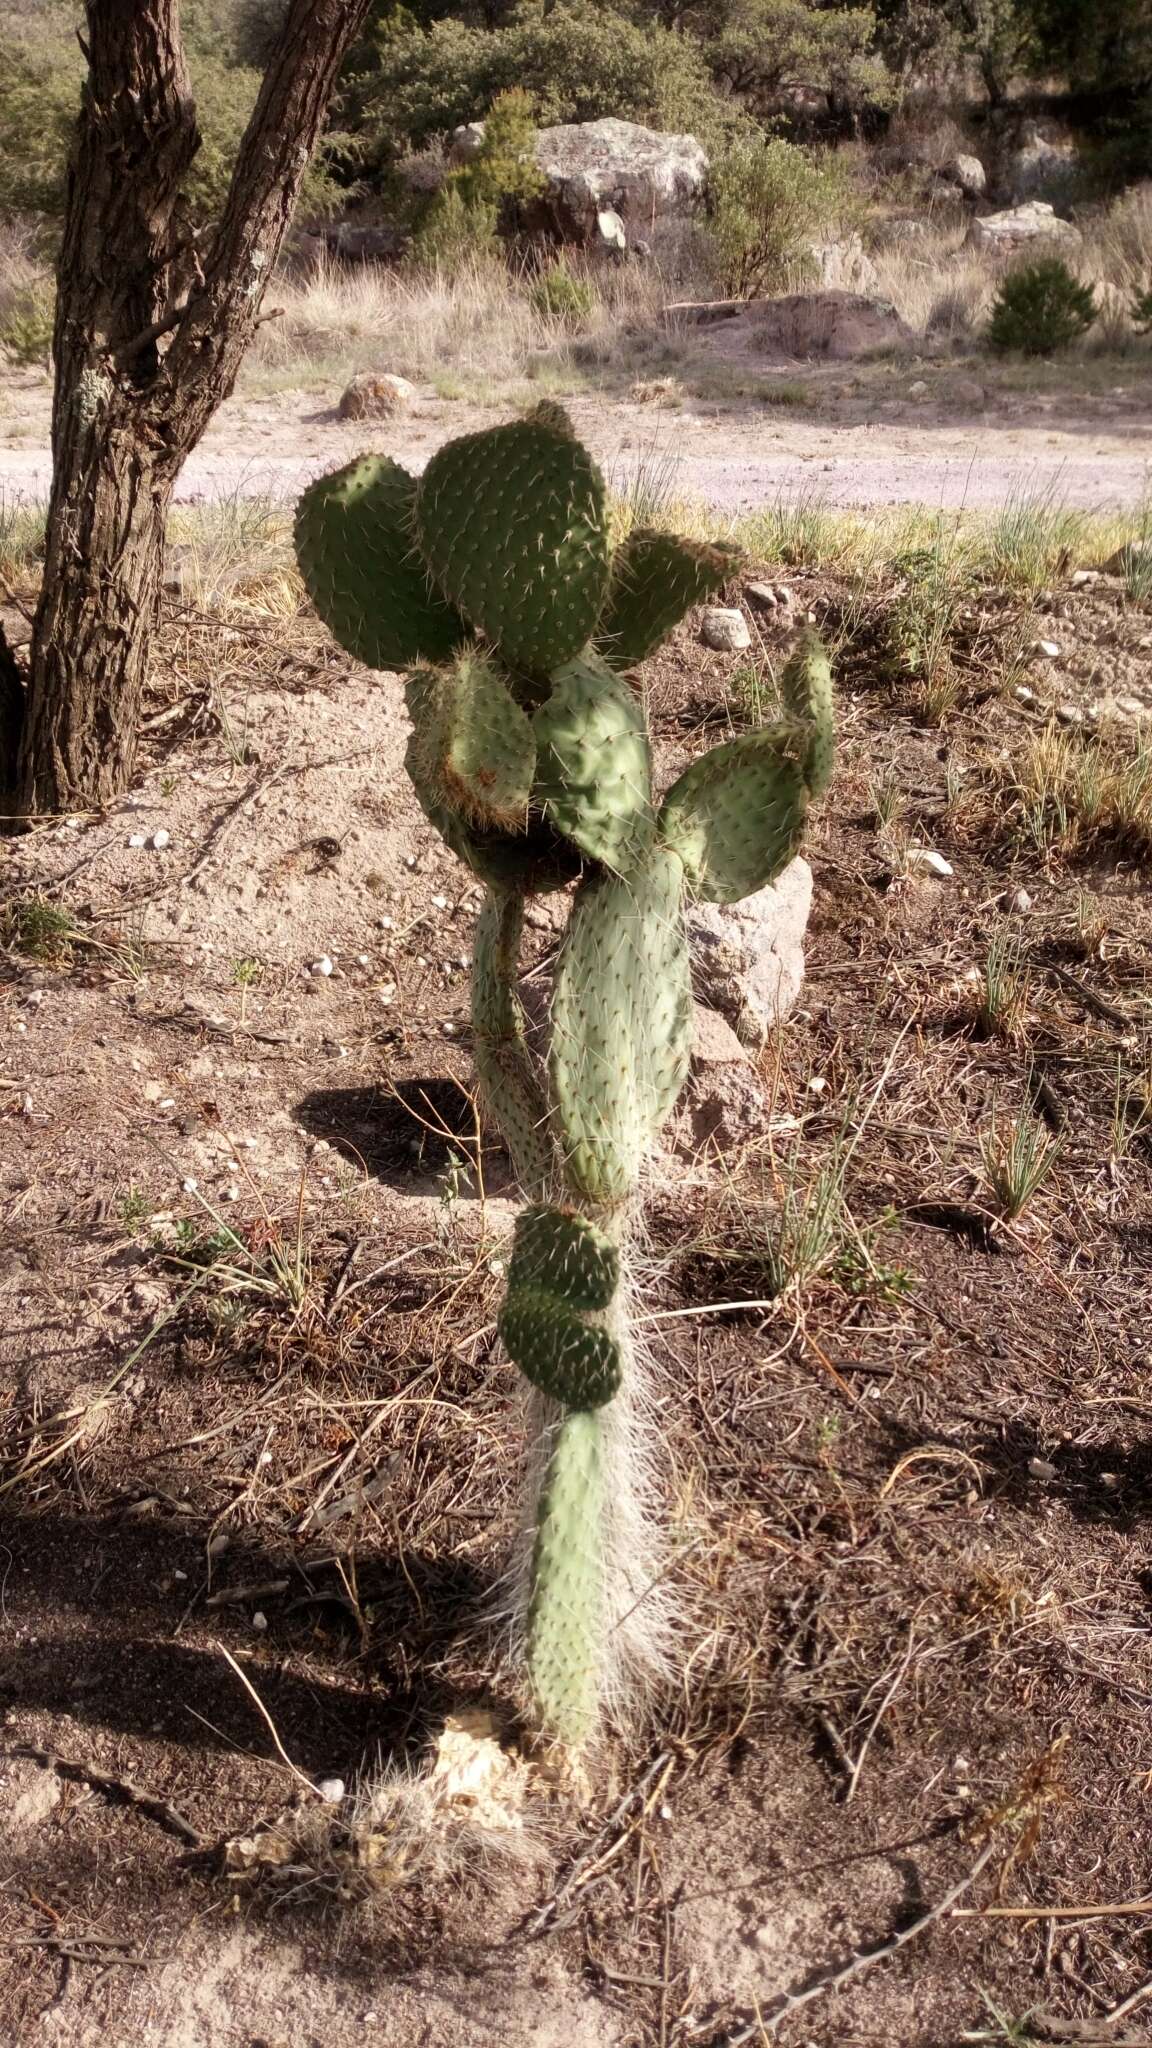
top-left (526, 1411), bottom-right (604, 1746)
top-left (418, 650), bottom-right (537, 831)
top-left (501, 1291), bottom-right (623, 1409)
top-left (658, 726), bottom-right (809, 904)
top-left (595, 529), bottom-right (742, 671)
top-left (779, 630), bottom-right (835, 800)
top-left (414, 417), bottom-right (611, 675)
top-left (507, 1205), bottom-right (619, 1313)
top-left (533, 652), bottom-right (652, 872)
top-left (406, 673), bottom-right (580, 894)
top-left (294, 455), bottom-right (466, 670)
top-left (551, 843), bottom-right (692, 1203)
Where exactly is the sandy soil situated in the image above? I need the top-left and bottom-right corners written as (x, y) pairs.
top-left (3, 555), bottom-right (1152, 2046)
top-left (2, 363), bottom-right (1150, 509)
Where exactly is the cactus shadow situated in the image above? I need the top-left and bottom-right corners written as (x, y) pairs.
top-left (295, 1080), bottom-right (515, 1195)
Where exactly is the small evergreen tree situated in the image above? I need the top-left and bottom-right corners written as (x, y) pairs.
top-left (986, 258), bottom-right (1096, 355)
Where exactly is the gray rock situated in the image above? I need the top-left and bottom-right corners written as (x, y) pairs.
top-left (1000, 127), bottom-right (1082, 207)
top-left (450, 121), bottom-right (486, 163)
top-left (745, 581), bottom-right (796, 619)
top-left (937, 153), bottom-right (987, 199)
top-left (708, 291), bottom-right (915, 363)
top-left (684, 1003), bottom-right (767, 1152)
top-left (967, 201), bottom-right (1081, 256)
top-left (807, 233), bottom-right (878, 293)
top-left (687, 857), bottom-right (812, 1046)
top-left (530, 118), bottom-right (707, 244)
top-left (701, 607), bottom-right (751, 652)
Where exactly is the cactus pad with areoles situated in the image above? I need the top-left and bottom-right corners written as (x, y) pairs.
top-left (294, 455), bottom-right (466, 671)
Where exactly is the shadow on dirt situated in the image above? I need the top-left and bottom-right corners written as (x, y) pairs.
top-left (295, 1079), bottom-right (513, 1194)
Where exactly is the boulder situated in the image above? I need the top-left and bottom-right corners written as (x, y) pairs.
top-left (1000, 127), bottom-right (1082, 207)
top-left (683, 1004), bottom-right (767, 1152)
top-left (808, 232), bottom-right (879, 293)
top-left (697, 291), bottom-right (915, 363)
top-left (701, 607), bottom-right (751, 652)
top-left (338, 372), bottom-right (417, 421)
top-left (530, 118), bottom-right (708, 246)
top-left (967, 201), bottom-right (1082, 256)
top-left (687, 856), bottom-right (812, 1047)
top-left (936, 153), bottom-right (987, 199)
top-left (450, 121), bottom-right (486, 164)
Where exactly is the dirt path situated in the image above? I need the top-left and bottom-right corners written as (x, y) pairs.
top-left (3, 373), bottom-right (1150, 510)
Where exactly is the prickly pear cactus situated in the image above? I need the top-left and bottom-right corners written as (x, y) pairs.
top-left (295, 405), bottom-right (835, 1754)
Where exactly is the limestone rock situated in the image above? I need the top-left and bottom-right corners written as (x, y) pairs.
top-left (807, 233), bottom-right (878, 293)
top-left (701, 607), bottom-right (751, 652)
top-left (338, 372), bottom-right (417, 421)
top-left (695, 291), bottom-right (915, 364)
top-left (937, 153), bottom-right (987, 199)
top-left (530, 118), bottom-right (707, 244)
top-left (687, 857), bottom-right (812, 1046)
top-left (685, 1003), bottom-right (767, 1151)
top-left (967, 201), bottom-right (1081, 256)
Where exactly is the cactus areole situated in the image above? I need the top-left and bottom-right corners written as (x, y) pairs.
top-left (294, 405), bottom-right (834, 1752)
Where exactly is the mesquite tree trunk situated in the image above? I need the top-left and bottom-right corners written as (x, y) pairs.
top-left (16, 0), bottom-right (371, 814)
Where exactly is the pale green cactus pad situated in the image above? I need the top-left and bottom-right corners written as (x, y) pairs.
top-left (526, 1411), bottom-right (604, 1747)
top-left (416, 649), bottom-right (537, 832)
top-left (414, 410), bottom-right (611, 676)
top-left (658, 727), bottom-right (809, 903)
top-left (533, 652), bottom-right (652, 872)
top-left (294, 455), bottom-right (466, 670)
top-left (595, 528), bottom-right (741, 671)
top-left (779, 630), bottom-right (836, 800)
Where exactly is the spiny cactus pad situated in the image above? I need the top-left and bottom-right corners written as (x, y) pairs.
top-left (418, 649), bottom-right (537, 831)
top-left (414, 415), bottom-right (611, 675)
top-left (595, 529), bottom-right (741, 671)
top-left (507, 1205), bottom-right (620, 1312)
top-left (472, 894), bottom-right (555, 1191)
top-left (294, 455), bottom-right (466, 670)
top-left (533, 652), bottom-right (652, 871)
top-left (406, 675), bottom-right (579, 895)
top-left (779, 630), bottom-right (835, 800)
top-left (551, 844), bottom-right (692, 1202)
top-left (501, 1291), bottom-right (623, 1409)
top-left (658, 727), bottom-right (809, 903)
top-left (526, 1411), bottom-right (604, 1746)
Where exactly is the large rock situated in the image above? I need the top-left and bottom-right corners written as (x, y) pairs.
top-left (687, 857), bottom-right (812, 1047)
top-left (967, 201), bottom-right (1082, 256)
top-left (936, 153), bottom-right (987, 199)
top-left (530, 118), bottom-right (707, 245)
top-left (683, 1004), bottom-right (768, 1152)
top-left (693, 291), bottom-right (915, 363)
top-left (1000, 127), bottom-right (1082, 207)
top-left (808, 232), bottom-right (879, 293)
top-left (338, 372), bottom-right (416, 420)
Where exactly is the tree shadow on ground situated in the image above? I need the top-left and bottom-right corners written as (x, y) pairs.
top-left (295, 1079), bottom-right (515, 1196)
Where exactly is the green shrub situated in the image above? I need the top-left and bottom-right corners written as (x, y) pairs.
top-left (985, 259), bottom-right (1097, 356)
top-left (410, 182), bottom-right (500, 268)
top-left (1132, 282), bottom-right (1152, 332)
top-left (708, 137), bottom-right (856, 299)
top-left (529, 262), bottom-right (595, 322)
top-left (409, 89), bottom-right (543, 270)
top-left (0, 282), bottom-right (55, 366)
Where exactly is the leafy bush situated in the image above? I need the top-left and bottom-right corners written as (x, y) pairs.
top-left (411, 182), bottom-right (500, 269)
top-left (1132, 282), bottom-right (1152, 332)
top-left (529, 262), bottom-right (596, 322)
top-left (708, 137), bottom-right (856, 298)
top-left (0, 282), bottom-right (55, 365)
top-left (985, 258), bottom-right (1096, 355)
top-left (409, 90), bottom-right (544, 269)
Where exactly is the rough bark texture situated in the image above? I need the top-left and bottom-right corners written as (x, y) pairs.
top-left (17, 0), bottom-right (372, 814)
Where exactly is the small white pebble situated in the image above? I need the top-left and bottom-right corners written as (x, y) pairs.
top-left (1014, 684), bottom-right (1036, 705)
top-left (312, 955), bottom-right (334, 977)
top-left (416, 954), bottom-right (429, 968)
top-left (431, 892), bottom-right (449, 909)
top-left (1034, 639), bottom-right (1062, 660)
top-left (223, 1184), bottom-right (239, 1202)
top-left (488, 1257), bottom-right (506, 1277)
top-left (442, 1021), bottom-right (456, 1036)
top-left (906, 846), bottom-right (953, 878)
top-left (128, 832), bottom-right (147, 848)
top-left (1004, 887), bottom-right (1033, 913)
top-left (182, 1177), bottom-right (198, 1193)
top-left (174, 1570), bottom-right (188, 1581)
top-left (237, 1135), bottom-right (257, 1150)
top-left (316, 1777), bottom-right (346, 1804)
top-left (252, 1611), bottom-right (268, 1631)
top-left (151, 828), bottom-right (170, 850)
top-left (404, 854), bottom-right (417, 869)
top-left (379, 915), bottom-right (394, 930)
top-left (356, 953), bottom-right (370, 967)
top-left (258, 1451), bottom-right (273, 1465)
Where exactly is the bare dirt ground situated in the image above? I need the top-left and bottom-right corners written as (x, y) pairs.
top-left (2, 355), bottom-right (1151, 510)
top-left (3, 534), bottom-right (1152, 2046)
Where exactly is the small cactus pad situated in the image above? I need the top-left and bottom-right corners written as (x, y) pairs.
top-left (293, 455), bottom-right (466, 670)
top-left (501, 1291), bottom-right (623, 1409)
top-left (472, 894), bottom-right (555, 1190)
top-left (414, 416), bottom-right (611, 675)
top-left (551, 843), bottom-right (692, 1202)
top-left (526, 1411), bottom-right (604, 1746)
top-left (595, 529), bottom-right (741, 671)
top-left (658, 727), bottom-right (809, 904)
top-left (405, 674), bottom-right (580, 894)
top-left (779, 630), bottom-right (835, 799)
top-left (507, 1205), bottom-right (620, 1312)
top-left (533, 652), bottom-right (652, 871)
top-left (420, 649), bottom-right (537, 831)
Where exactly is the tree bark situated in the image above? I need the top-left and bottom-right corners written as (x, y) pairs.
top-left (17, 0), bottom-right (372, 814)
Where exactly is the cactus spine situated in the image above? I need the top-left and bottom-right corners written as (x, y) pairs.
top-left (295, 409), bottom-right (834, 1753)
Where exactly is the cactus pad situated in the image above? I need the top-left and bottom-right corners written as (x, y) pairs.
top-left (526, 1411), bottom-right (604, 1746)
top-left (595, 529), bottom-right (741, 671)
top-left (472, 894), bottom-right (555, 1190)
top-left (551, 843), bottom-right (692, 1202)
top-left (501, 1292), bottom-right (623, 1409)
top-left (406, 673), bottom-right (580, 894)
top-left (533, 652), bottom-right (652, 871)
top-left (779, 630), bottom-right (835, 800)
top-left (415, 416), bottom-right (611, 675)
top-left (507, 1205), bottom-right (619, 1312)
top-left (658, 727), bottom-right (809, 904)
top-left (294, 456), bottom-right (465, 670)
top-left (417, 650), bottom-right (537, 831)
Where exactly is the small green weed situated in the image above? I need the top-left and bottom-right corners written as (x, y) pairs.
top-left (529, 262), bottom-right (594, 323)
top-left (1, 895), bottom-right (79, 963)
top-left (977, 929), bottom-right (1029, 1042)
top-left (981, 1105), bottom-right (1060, 1220)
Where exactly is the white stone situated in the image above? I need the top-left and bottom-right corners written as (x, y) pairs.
top-left (967, 201), bottom-right (1081, 255)
top-left (908, 380), bottom-right (928, 396)
top-left (1005, 887), bottom-right (1033, 913)
top-left (701, 607), bottom-right (750, 652)
top-left (128, 832), bottom-right (146, 848)
top-left (316, 1777), bottom-right (346, 1803)
top-left (906, 846), bottom-right (953, 877)
top-left (312, 955), bottom-right (334, 977)
top-left (1034, 639), bottom-right (1062, 659)
top-left (151, 828), bottom-right (170, 849)
top-left (687, 856), bottom-right (812, 1046)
